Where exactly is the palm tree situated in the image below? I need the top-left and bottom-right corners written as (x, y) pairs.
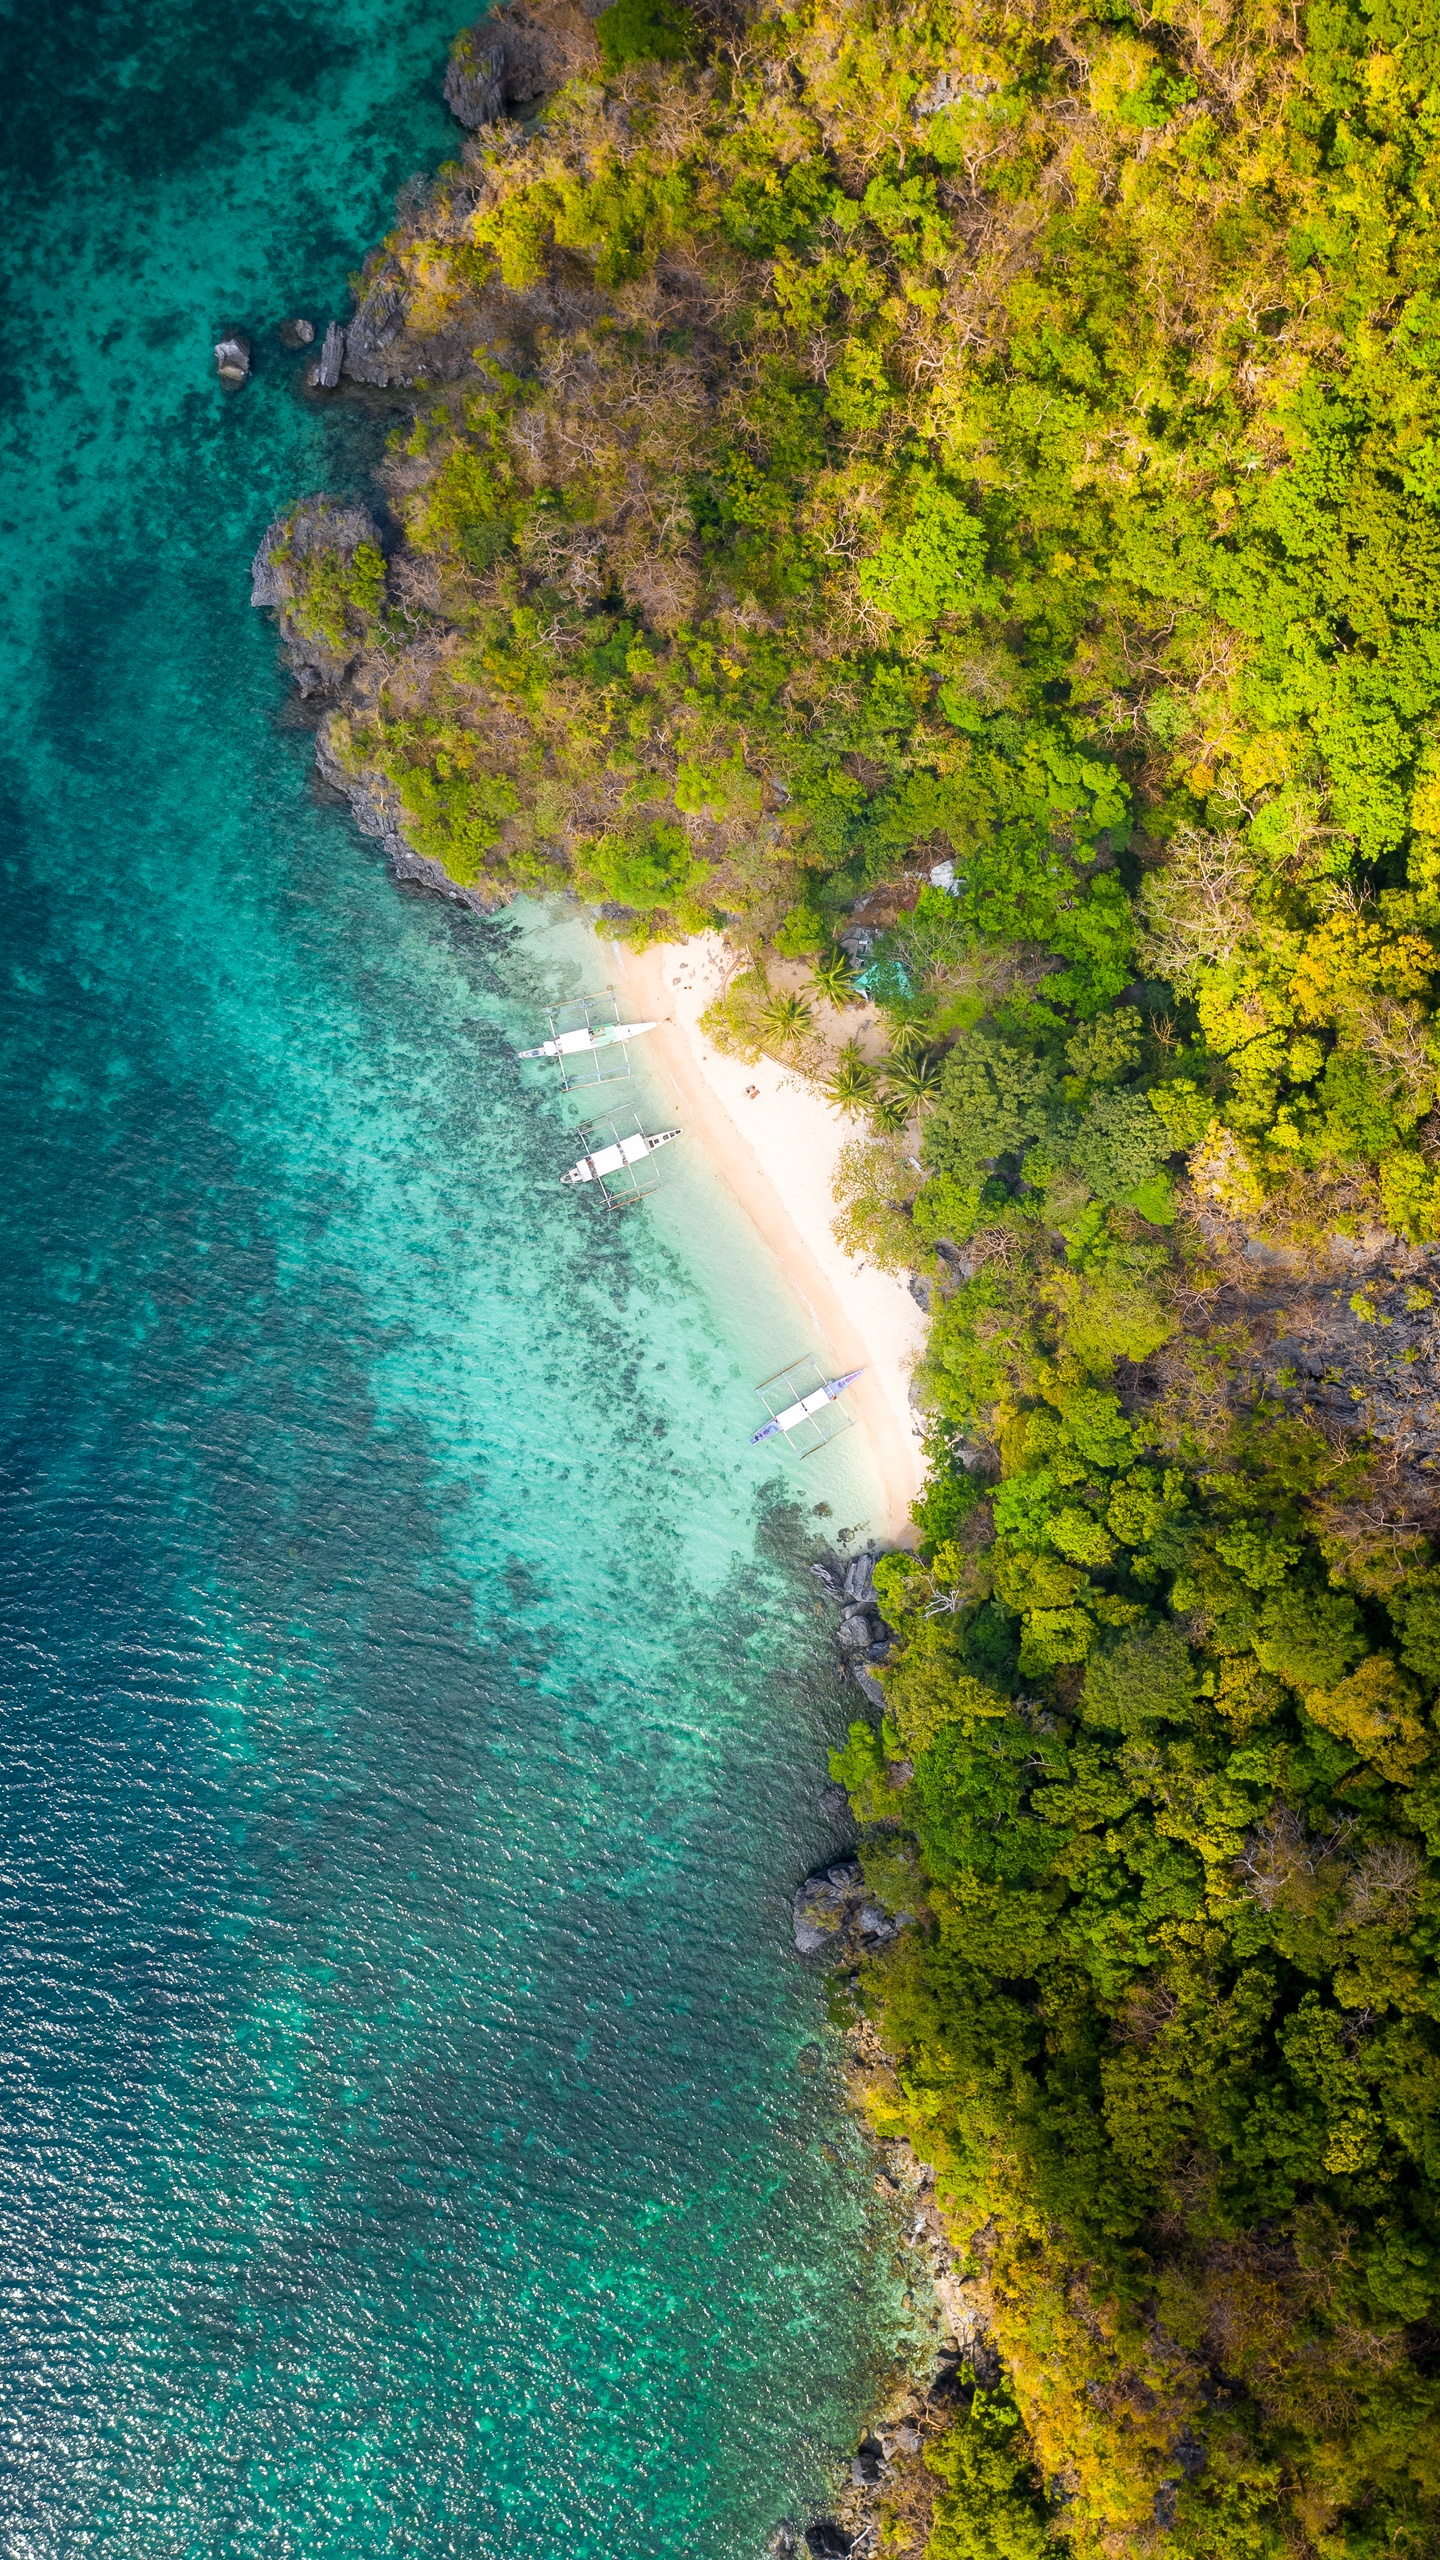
top-left (868, 1088), bottom-right (910, 1135)
top-left (823, 1042), bottom-right (875, 1117)
top-left (761, 988), bottom-right (816, 1049)
top-left (887, 1016), bottom-right (929, 1062)
top-left (810, 945), bottom-right (857, 1007)
top-left (885, 1048), bottom-right (943, 1110)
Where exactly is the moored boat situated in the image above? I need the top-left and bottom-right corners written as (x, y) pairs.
top-left (562, 1126), bottom-right (680, 1186)
top-left (749, 1368), bottom-right (864, 1443)
top-left (520, 1020), bottom-right (657, 1062)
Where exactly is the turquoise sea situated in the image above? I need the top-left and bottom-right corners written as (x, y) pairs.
top-left (0, 3), bottom-right (923, 2551)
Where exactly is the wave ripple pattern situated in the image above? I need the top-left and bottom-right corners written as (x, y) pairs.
top-left (0, 2), bottom-right (917, 2551)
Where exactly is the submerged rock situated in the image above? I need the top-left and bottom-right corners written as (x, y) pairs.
top-left (279, 315), bottom-right (315, 348)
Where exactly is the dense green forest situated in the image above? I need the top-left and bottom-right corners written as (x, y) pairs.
top-left (265, 0), bottom-right (1440, 2544)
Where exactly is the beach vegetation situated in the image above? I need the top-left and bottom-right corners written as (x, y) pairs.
top-left (824, 1041), bottom-right (876, 1117)
top-left (811, 946), bottom-right (860, 1009)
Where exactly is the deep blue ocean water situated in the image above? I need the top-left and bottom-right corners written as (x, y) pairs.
top-left (0, 5), bottom-right (923, 2551)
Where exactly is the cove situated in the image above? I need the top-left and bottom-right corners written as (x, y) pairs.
top-left (0, 1), bottom-right (921, 2550)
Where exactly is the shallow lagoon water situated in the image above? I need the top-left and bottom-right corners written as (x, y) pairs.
top-left (0, 3), bottom-right (921, 2551)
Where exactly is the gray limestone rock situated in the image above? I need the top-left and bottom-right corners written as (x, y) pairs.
top-left (445, 30), bottom-right (508, 124)
top-left (316, 320), bottom-right (345, 389)
top-left (843, 1550), bottom-right (877, 1606)
top-left (250, 497), bottom-right (383, 695)
top-left (793, 1861), bottom-right (911, 1962)
top-left (214, 332), bottom-right (250, 382)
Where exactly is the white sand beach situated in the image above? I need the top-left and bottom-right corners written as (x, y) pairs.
top-left (612, 934), bottom-right (927, 1545)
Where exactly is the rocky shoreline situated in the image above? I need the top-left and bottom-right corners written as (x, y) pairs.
top-left (780, 1555), bottom-right (990, 2560)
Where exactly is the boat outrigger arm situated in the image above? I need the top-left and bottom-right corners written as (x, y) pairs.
top-left (562, 1127), bottom-right (681, 1186)
top-left (749, 1369), bottom-right (864, 1443)
top-left (519, 1020), bottom-right (657, 1062)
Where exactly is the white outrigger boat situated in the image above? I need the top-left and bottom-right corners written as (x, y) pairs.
top-left (562, 1126), bottom-right (681, 1187)
top-left (749, 1368), bottom-right (864, 1444)
top-left (520, 1020), bottom-right (656, 1063)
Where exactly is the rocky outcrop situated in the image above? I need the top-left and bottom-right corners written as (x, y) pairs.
top-left (444, 0), bottom-right (595, 129)
top-left (250, 497), bottom-right (381, 692)
top-left (1133, 1242), bottom-right (1440, 1511)
top-left (251, 505), bottom-right (506, 914)
top-left (811, 1548), bottom-right (895, 1682)
top-left (792, 1861), bottom-right (911, 1962)
top-left (340, 257), bottom-right (487, 389)
top-left (312, 728), bottom-right (502, 917)
top-left (445, 29), bottom-right (508, 125)
top-left (314, 321), bottom-right (345, 389)
top-left (214, 332), bottom-right (250, 382)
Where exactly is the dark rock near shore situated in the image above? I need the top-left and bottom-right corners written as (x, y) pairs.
top-left (804, 2523), bottom-right (853, 2558)
top-left (214, 332), bottom-right (250, 382)
top-left (279, 315), bottom-right (315, 347)
top-left (837, 1608), bottom-right (874, 1654)
top-left (850, 1664), bottom-right (886, 1708)
top-left (816, 1779), bottom-right (851, 1822)
top-left (842, 1549), bottom-right (878, 1606)
top-left (793, 1861), bottom-right (911, 1961)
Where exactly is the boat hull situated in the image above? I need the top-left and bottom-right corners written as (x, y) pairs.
top-left (748, 1368), bottom-right (863, 1444)
top-left (561, 1127), bottom-right (680, 1186)
top-left (520, 1020), bottom-right (657, 1062)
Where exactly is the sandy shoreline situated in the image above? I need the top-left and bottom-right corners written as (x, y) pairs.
top-left (611, 934), bottom-right (926, 1545)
